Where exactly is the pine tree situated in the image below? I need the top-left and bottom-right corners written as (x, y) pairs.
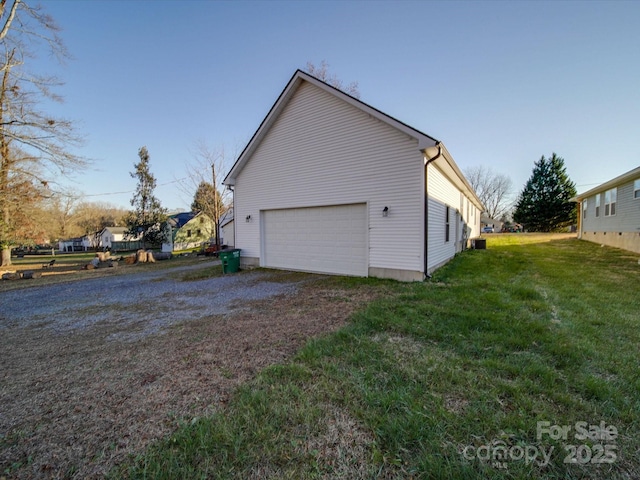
top-left (191, 180), bottom-right (225, 243)
top-left (191, 181), bottom-right (223, 215)
top-left (513, 153), bottom-right (577, 232)
top-left (124, 147), bottom-right (167, 247)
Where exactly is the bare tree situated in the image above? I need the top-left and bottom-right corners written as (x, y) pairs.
top-left (73, 200), bottom-right (128, 249)
top-left (177, 140), bottom-right (232, 249)
top-left (464, 166), bottom-right (513, 220)
top-left (0, 1), bottom-right (87, 266)
top-left (0, 153), bottom-right (48, 250)
top-left (305, 60), bottom-right (360, 98)
top-left (43, 192), bottom-right (79, 240)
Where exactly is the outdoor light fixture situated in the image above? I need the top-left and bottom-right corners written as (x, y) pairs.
top-left (382, 206), bottom-right (389, 217)
top-left (245, 215), bottom-right (251, 222)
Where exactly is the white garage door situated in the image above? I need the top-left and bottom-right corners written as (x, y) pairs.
top-left (263, 203), bottom-right (368, 276)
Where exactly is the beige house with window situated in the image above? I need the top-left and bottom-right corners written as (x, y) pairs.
top-left (574, 166), bottom-right (640, 254)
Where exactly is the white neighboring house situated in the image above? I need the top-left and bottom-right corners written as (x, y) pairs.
top-left (100, 226), bottom-right (130, 250)
top-left (223, 70), bottom-right (483, 281)
top-left (220, 210), bottom-right (234, 247)
top-left (481, 216), bottom-right (503, 233)
top-left (574, 166), bottom-right (640, 254)
top-left (58, 236), bottom-right (92, 252)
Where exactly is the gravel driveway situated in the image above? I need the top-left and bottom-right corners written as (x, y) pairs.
top-left (0, 263), bottom-right (299, 339)
top-left (0, 262), bottom-right (379, 479)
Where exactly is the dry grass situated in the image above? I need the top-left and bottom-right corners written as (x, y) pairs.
top-left (0, 255), bottom-right (207, 293)
top-left (0, 270), bottom-right (383, 479)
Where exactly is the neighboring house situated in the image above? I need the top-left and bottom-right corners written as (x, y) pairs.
top-left (480, 216), bottom-right (503, 233)
top-left (101, 226), bottom-right (142, 252)
top-left (58, 236), bottom-right (92, 252)
top-left (574, 166), bottom-right (640, 254)
top-left (101, 226), bottom-right (127, 249)
top-left (161, 212), bottom-right (214, 253)
top-left (220, 209), bottom-right (234, 247)
top-left (223, 70), bottom-right (483, 281)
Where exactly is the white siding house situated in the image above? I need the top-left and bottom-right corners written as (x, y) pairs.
top-left (220, 210), bottom-right (235, 247)
top-left (223, 70), bottom-right (482, 281)
top-left (101, 227), bottom-right (129, 249)
top-left (58, 236), bottom-right (92, 252)
top-left (574, 166), bottom-right (640, 254)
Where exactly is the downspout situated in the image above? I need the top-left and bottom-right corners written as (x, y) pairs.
top-left (423, 143), bottom-right (442, 279)
top-left (576, 198), bottom-right (582, 239)
top-left (227, 185), bottom-right (235, 248)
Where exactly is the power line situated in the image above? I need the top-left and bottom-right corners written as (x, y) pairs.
top-left (575, 182), bottom-right (605, 188)
top-left (62, 177), bottom-right (189, 198)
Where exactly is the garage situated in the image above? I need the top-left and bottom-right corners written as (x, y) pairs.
top-left (224, 71), bottom-right (483, 281)
top-left (262, 203), bottom-right (368, 276)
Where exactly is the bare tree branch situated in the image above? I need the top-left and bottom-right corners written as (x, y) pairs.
top-left (176, 140), bottom-right (233, 248)
top-left (464, 166), bottom-right (514, 220)
top-left (305, 60), bottom-right (360, 98)
top-left (0, 0), bottom-right (21, 42)
top-left (0, 1), bottom-right (87, 266)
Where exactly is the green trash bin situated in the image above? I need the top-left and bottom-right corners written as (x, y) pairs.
top-left (220, 249), bottom-right (241, 273)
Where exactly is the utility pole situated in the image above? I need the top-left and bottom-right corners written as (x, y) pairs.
top-left (212, 163), bottom-right (220, 250)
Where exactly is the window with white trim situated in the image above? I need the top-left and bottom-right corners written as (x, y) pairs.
top-left (634, 179), bottom-right (640, 199)
top-left (604, 188), bottom-right (617, 216)
top-left (595, 194), bottom-right (600, 217)
top-left (583, 198), bottom-right (587, 219)
top-left (445, 206), bottom-right (450, 242)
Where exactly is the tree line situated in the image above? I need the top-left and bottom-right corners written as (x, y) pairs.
top-left (0, 1), bottom-right (231, 267)
top-left (1, 141), bottom-right (231, 264)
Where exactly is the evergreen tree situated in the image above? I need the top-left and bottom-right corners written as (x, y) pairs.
top-left (124, 147), bottom-right (167, 247)
top-left (191, 181), bottom-right (223, 215)
top-left (191, 180), bottom-right (225, 243)
top-left (513, 153), bottom-right (577, 232)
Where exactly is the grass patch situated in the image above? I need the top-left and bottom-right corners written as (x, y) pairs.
top-left (178, 265), bottom-right (225, 281)
top-left (114, 234), bottom-right (639, 479)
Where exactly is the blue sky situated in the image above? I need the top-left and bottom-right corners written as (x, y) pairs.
top-left (39, 0), bottom-right (640, 210)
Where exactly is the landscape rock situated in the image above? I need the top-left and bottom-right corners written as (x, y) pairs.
top-left (22, 271), bottom-right (42, 279)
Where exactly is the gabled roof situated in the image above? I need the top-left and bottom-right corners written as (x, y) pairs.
top-left (103, 226), bottom-right (128, 235)
top-left (167, 212), bottom-right (198, 229)
top-left (430, 143), bottom-right (484, 211)
top-left (220, 209), bottom-right (234, 228)
top-left (222, 69), bottom-right (483, 211)
top-left (60, 236), bottom-right (90, 242)
top-left (574, 166), bottom-right (640, 201)
top-left (224, 69), bottom-right (441, 187)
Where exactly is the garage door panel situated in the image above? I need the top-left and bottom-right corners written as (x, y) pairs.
top-left (263, 204), bottom-right (367, 276)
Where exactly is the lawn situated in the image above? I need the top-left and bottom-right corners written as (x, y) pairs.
top-left (114, 234), bottom-right (639, 479)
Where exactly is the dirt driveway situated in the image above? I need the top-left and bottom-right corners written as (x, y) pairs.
top-left (0, 264), bottom-right (379, 479)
